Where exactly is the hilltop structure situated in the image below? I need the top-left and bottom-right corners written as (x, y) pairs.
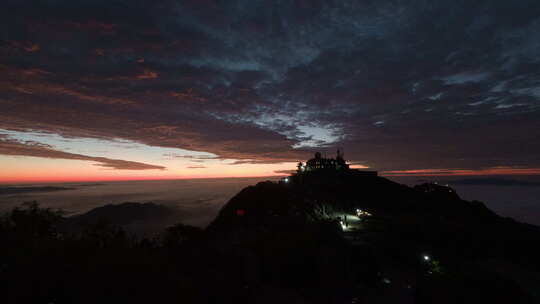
top-left (297, 149), bottom-right (349, 172)
top-left (295, 149), bottom-right (377, 177)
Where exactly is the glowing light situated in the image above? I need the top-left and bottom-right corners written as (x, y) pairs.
top-left (423, 255), bottom-right (430, 261)
top-left (356, 209), bottom-right (372, 217)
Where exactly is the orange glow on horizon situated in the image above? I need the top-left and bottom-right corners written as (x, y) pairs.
top-left (5, 167), bottom-right (540, 184)
top-left (3, 153), bottom-right (540, 184)
top-left (0, 154), bottom-right (295, 184)
top-left (0, 172), bottom-right (286, 184)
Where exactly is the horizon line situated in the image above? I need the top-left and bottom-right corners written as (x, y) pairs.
top-left (0, 175), bottom-right (285, 185)
top-left (3, 171), bottom-right (540, 185)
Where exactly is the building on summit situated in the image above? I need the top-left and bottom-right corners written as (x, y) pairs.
top-left (283, 149), bottom-right (377, 185)
top-left (293, 149), bottom-right (378, 178)
top-left (297, 149), bottom-right (350, 173)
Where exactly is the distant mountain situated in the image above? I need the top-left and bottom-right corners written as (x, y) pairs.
top-left (445, 177), bottom-right (540, 186)
top-left (0, 186), bottom-right (75, 195)
top-left (70, 202), bottom-right (169, 224)
top-left (63, 202), bottom-right (183, 237)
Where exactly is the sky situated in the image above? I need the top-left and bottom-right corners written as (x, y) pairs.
top-left (1, 0), bottom-right (540, 182)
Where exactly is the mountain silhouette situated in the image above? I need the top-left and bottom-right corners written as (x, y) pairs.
top-left (62, 202), bottom-right (184, 237)
top-left (205, 169), bottom-right (539, 303)
top-left (2, 171), bottom-right (539, 303)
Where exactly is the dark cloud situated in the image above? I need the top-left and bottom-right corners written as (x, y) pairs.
top-left (186, 165), bottom-right (206, 169)
top-left (163, 153), bottom-right (218, 160)
top-left (0, 138), bottom-right (165, 170)
top-left (274, 169), bottom-right (296, 175)
top-left (1, 1), bottom-right (540, 172)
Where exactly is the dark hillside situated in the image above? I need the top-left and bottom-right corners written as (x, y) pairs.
top-left (2, 172), bottom-right (539, 303)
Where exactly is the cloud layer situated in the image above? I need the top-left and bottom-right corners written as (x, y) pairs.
top-left (1, 0), bottom-right (540, 172)
top-left (0, 138), bottom-right (165, 170)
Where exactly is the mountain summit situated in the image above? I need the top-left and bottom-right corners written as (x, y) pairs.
top-left (206, 160), bottom-right (539, 303)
